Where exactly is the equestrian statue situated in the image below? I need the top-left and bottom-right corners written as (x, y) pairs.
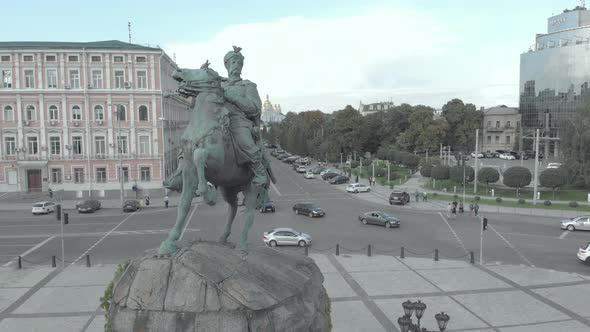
top-left (159, 46), bottom-right (275, 255)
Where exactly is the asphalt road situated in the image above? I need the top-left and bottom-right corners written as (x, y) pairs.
top-left (0, 157), bottom-right (589, 277)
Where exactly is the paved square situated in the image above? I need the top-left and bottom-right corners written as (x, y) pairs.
top-left (13, 286), bottom-right (105, 314)
top-left (331, 300), bottom-right (385, 332)
top-left (323, 273), bottom-right (357, 298)
top-left (0, 288), bottom-right (28, 312)
top-left (351, 270), bottom-right (439, 296)
top-left (454, 290), bottom-right (569, 326)
top-left (335, 255), bottom-right (408, 272)
top-left (486, 265), bottom-right (586, 286)
top-left (0, 316), bottom-right (90, 332)
top-left (0, 267), bottom-right (54, 288)
top-left (309, 254), bottom-right (338, 273)
top-left (46, 265), bottom-right (118, 287)
top-left (86, 315), bottom-right (106, 332)
top-left (499, 320), bottom-right (590, 332)
top-left (533, 284), bottom-right (590, 317)
top-left (419, 267), bottom-right (511, 292)
top-left (401, 257), bottom-right (472, 270)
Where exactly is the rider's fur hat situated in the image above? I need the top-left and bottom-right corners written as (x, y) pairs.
top-left (224, 46), bottom-right (244, 69)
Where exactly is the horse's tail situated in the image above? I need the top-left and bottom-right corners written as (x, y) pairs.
top-left (163, 154), bottom-right (185, 193)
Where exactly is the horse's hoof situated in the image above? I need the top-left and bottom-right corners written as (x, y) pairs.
top-left (159, 240), bottom-right (178, 256)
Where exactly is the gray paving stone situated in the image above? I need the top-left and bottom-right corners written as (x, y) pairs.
top-left (0, 316), bottom-right (90, 332)
top-left (376, 295), bottom-right (490, 331)
top-left (351, 270), bottom-right (439, 296)
top-left (454, 290), bottom-right (569, 326)
top-left (323, 273), bottom-right (357, 298)
top-left (0, 267), bottom-right (54, 288)
top-left (419, 267), bottom-right (511, 292)
top-left (335, 255), bottom-right (409, 272)
top-left (13, 286), bottom-right (105, 313)
top-left (46, 264), bottom-right (118, 287)
top-left (401, 257), bottom-right (472, 270)
top-left (86, 315), bottom-right (106, 332)
top-left (309, 254), bottom-right (338, 273)
top-left (486, 265), bottom-right (587, 286)
top-left (533, 284), bottom-right (590, 317)
top-left (0, 288), bottom-right (28, 312)
top-left (499, 320), bottom-right (590, 332)
top-left (331, 300), bottom-right (386, 332)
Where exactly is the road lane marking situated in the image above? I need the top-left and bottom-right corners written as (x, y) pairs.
top-left (2, 236), bottom-right (56, 267)
top-left (179, 203), bottom-right (199, 241)
top-left (488, 225), bottom-right (535, 267)
top-left (270, 181), bottom-right (282, 197)
top-left (437, 212), bottom-right (469, 254)
top-left (559, 231), bottom-right (569, 239)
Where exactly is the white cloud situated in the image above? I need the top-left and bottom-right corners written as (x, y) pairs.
top-left (165, 4), bottom-right (518, 113)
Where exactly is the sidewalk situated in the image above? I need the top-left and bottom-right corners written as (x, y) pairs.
top-left (0, 194), bottom-right (181, 211)
top-left (1, 253), bottom-right (589, 331)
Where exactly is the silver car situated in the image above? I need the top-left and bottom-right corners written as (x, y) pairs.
top-left (358, 211), bottom-right (400, 228)
top-left (263, 228), bottom-right (312, 247)
top-left (561, 216), bottom-right (590, 231)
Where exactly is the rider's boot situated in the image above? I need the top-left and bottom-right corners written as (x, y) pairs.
top-left (250, 160), bottom-right (269, 206)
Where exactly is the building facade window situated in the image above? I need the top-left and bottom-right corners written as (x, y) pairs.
top-left (138, 105), bottom-right (148, 121)
top-left (68, 55), bottom-right (78, 62)
top-left (72, 136), bottom-right (82, 155)
top-left (115, 106), bottom-right (126, 121)
top-left (2, 70), bottom-right (12, 88)
top-left (23, 55), bottom-right (33, 62)
top-left (27, 136), bottom-right (38, 154)
top-left (140, 167), bottom-right (151, 181)
top-left (91, 55), bottom-right (101, 62)
top-left (495, 121), bottom-right (500, 128)
top-left (118, 166), bottom-right (129, 182)
top-left (74, 168), bottom-right (84, 183)
top-left (92, 70), bottom-right (102, 89)
top-left (506, 136), bottom-right (511, 145)
top-left (486, 121), bottom-right (491, 128)
top-left (49, 105), bottom-right (59, 121)
top-left (51, 168), bottom-right (62, 184)
top-left (114, 70), bottom-right (125, 89)
top-left (45, 55), bottom-right (56, 62)
top-left (3, 106), bottom-right (13, 121)
top-left (1, 55), bottom-right (10, 62)
top-left (487, 136), bottom-right (491, 144)
top-left (94, 105), bottom-right (104, 121)
top-left (94, 136), bottom-right (105, 156)
top-left (495, 136), bottom-right (499, 144)
top-left (46, 69), bottom-right (57, 88)
top-left (24, 69), bottom-right (34, 88)
top-left (71, 106), bottom-right (81, 121)
top-left (113, 56), bottom-right (124, 63)
top-left (50, 136), bottom-right (60, 155)
top-left (117, 136), bottom-right (128, 154)
top-left (4, 137), bottom-right (16, 155)
top-left (506, 121), bottom-right (511, 128)
top-left (137, 71), bottom-right (147, 89)
top-left (25, 105), bottom-right (35, 121)
top-left (69, 69), bottom-right (80, 89)
top-left (139, 135), bottom-right (150, 155)
top-left (96, 167), bottom-right (106, 183)
top-left (136, 56), bottom-right (147, 63)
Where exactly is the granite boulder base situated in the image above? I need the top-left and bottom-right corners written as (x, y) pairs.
top-left (108, 242), bottom-right (331, 331)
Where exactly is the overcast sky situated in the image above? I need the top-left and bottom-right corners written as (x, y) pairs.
top-left (0, 0), bottom-right (573, 112)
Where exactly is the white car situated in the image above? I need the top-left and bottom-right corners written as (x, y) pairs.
top-left (304, 171), bottom-right (315, 179)
top-left (578, 242), bottom-right (590, 264)
top-left (296, 165), bottom-right (308, 173)
top-left (32, 201), bottom-right (56, 215)
top-left (346, 183), bottom-right (370, 193)
top-left (470, 152), bottom-right (483, 158)
top-left (499, 153), bottom-right (515, 160)
top-left (320, 169), bottom-right (335, 176)
top-left (547, 163), bottom-right (562, 169)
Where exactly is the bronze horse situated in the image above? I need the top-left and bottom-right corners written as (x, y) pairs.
top-left (159, 62), bottom-right (274, 255)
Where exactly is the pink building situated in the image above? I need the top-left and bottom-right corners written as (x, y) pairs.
top-left (0, 40), bottom-right (190, 197)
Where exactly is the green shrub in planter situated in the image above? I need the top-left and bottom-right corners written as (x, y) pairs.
top-left (544, 200), bottom-right (552, 206)
top-left (518, 198), bottom-right (526, 204)
top-left (495, 197), bottom-right (502, 203)
top-left (569, 201), bottom-right (579, 208)
top-left (453, 194), bottom-right (459, 200)
top-left (432, 192), bottom-right (438, 196)
top-left (474, 196), bottom-right (480, 201)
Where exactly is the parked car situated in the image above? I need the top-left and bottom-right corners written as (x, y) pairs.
top-left (358, 211), bottom-right (400, 228)
top-left (483, 151), bottom-right (497, 158)
top-left (524, 150), bottom-right (544, 160)
top-left (471, 152), bottom-right (483, 158)
top-left (320, 169), bottom-right (335, 176)
top-left (284, 156), bottom-right (300, 164)
top-left (76, 199), bottom-right (101, 213)
top-left (389, 189), bottom-right (410, 205)
top-left (329, 175), bottom-right (349, 184)
top-left (263, 228), bottom-right (312, 247)
top-left (293, 202), bottom-right (325, 217)
top-left (311, 167), bottom-right (326, 174)
top-left (32, 201), bottom-right (56, 215)
top-left (304, 171), bottom-right (315, 179)
top-left (499, 153), bottom-right (515, 160)
top-left (123, 200), bottom-right (140, 212)
top-left (321, 172), bottom-right (339, 180)
top-left (258, 200), bottom-right (275, 213)
top-left (346, 183), bottom-right (370, 193)
top-left (296, 165), bottom-right (308, 173)
top-left (560, 216), bottom-right (590, 231)
top-left (578, 242), bottom-right (590, 264)
top-left (547, 163), bottom-right (562, 169)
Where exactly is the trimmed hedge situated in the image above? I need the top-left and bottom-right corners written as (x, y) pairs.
top-left (544, 200), bottom-right (552, 206)
top-left (569, 201), bottom-right (579, 208)
top-left (495, 197), bottom-right (502, 203)
top-left (518, 198), bottom-right (526, 204)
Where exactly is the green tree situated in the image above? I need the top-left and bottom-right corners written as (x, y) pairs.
top-left (420, 164), bottom-right (433, 177)
top-left (431, 165), bottom-right (450, 180)
top-left (333, 105), bottom-right (367, 157)
top-left (539, 168), bottom-right (567, 199)
top-left (442, 99), bottom-right (483, 152)
top-left (503, 166), bottom-right (532, 196)
top-left (560, 101), bottom-right (590, 188)
top-left (450, 166), bottom-right (475, 184)
top-left (399, 106), bottom-right (448, 152)
top-left (477, 167), bottom-right (500, 192)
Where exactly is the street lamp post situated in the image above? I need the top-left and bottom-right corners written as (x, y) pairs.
top-left (115, 105), bottom-right (124, 208)
top-left (159, 117), bottom-right (167, 180)
top-left (397, 300), bottom-right (450, 332)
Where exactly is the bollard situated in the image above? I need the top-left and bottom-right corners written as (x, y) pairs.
top-left (434, 249), bottom-right (439, 261)
top-left (336, 244), bottom-right (340, 256)
top-left (400, 246), bottom-right (405, 259)
top-left (52, 256), bottom-right (56, 268)
top-left (86, 254), bottom-right (91, 267)
top-left (18, 256), bottom-right (22, 269)
top-left (367, 244), bottom-right (372, 257)
top-left (470, 251), bottom-right (475, 264)
top-left (304, 246), bottom-right (309, 256)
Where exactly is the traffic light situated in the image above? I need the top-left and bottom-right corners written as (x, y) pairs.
top-left (63, 212), bottom-right (69, 225)
top-left (56, 204), bottom-right (61, 221)
top-left (483, 217), bottom-right (488, 231)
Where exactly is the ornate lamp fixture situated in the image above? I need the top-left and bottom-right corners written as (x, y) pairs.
top-left (397, 300), bottom-right (450, 332)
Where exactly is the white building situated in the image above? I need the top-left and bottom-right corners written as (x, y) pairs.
top-left (260, 95), bottom-right (285, 124)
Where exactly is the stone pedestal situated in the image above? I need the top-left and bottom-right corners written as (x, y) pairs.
top-left (108, 242), bottom-right (330, 331)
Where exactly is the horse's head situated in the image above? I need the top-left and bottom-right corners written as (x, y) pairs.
top-left (174, 61), bottom-right (223, 97)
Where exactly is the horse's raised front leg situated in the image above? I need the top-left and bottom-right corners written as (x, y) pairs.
top-left (159, 146), bottom-right (198, 255)
top-left (239, 185), bottom-right (260, 250)
top-left (194, 147), bottom-right (217, 206)
top-left (219, 186), bottom-right (239, 244)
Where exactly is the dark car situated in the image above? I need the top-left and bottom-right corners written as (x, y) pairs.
top-left (123, 200), bottom-right (140, 212)
top-left (311, 167), bottom-right (326, 174)
top-left (321, 172), bottom-right (339, 180)
top-left (293, 202), bottom-right (325, 217)
top-left (329, 175), bottom-right (349, 184)
top-left (482, 151), bottom-right (496, 158)
top-left (258, 200), bottom-right (275, 213)
top-left (358, 211), bottom-right (400, 228)
top-left (389, 189), bottom-right (410, 205)
top-left (277, 154), bottom-right (291, 160)
top-left (76, 199), bottom-right (101, 213)
top-left (524, 150), bottom-right (544, 160)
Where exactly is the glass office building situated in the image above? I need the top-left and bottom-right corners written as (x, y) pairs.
top-left (519, 6), bottom-right (590, 157)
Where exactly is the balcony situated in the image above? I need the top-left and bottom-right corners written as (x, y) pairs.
top-left (485, 126), bottom-right (504, 132)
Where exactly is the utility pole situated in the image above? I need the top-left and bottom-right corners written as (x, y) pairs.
top-left (372, 162), bottom-right (375, 183)
top-left (387, 161), bottom-right (390, 188)
top-left (479, 214), bottom-right (484, 265)
top-left (340, 153), bottom-right (343, 169)
top-left (440, 143), bottom-right (443, 162)
top-left (533, 128), bottom-right (540, 205)
top-left (116, 105), bottom-right (124, 208)
top-left (426, 149), bottom-right (429, 162)
top-left (474, 129), bottom-right (479, 194)
top-left (360, 157), bottom-right (363, 184)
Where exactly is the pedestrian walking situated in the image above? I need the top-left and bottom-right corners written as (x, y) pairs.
top-left (474, 202), bottom-right (479, 216)
top-left (459, 201), bottom-right (464, 214)
top-left (415, 190), bottom-right (420, 202)
top-left (145, 195), bottom-right (150, 206)
top-left (423, 192), bottom-right (428, 202)
top-left (164, 194), bottom-right (169, 208)
top-left (469, 202), bottom-right (474, 216)
top-left (446, 203), bottom-right (452, 218)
